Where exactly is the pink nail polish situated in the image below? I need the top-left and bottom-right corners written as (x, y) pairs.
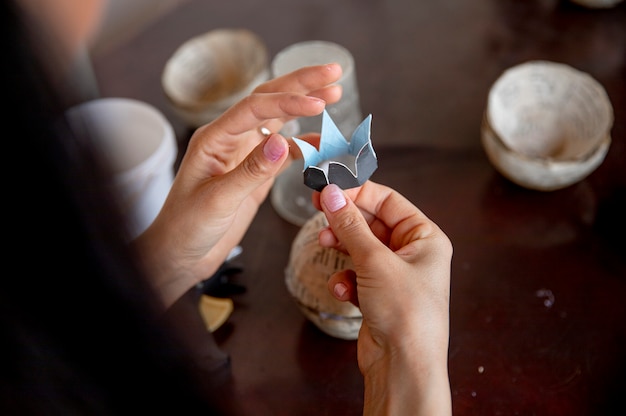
top-left (324, 184), bottom-right (346, 212)
top-left (334, 283), bottom-right (348, 298)
top-left (263, 135), bottom-right (286, 162)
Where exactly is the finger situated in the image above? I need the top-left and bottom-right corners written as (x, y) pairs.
top-left (305, 84), bottom-right (342, 106)
top-left (265, 132), bottom-right (322, 177)
top-left (328, 269), bottom-right (359, 307)
top-left (319, 184), bottom-right (386, 264)
top-left (254, 64), bottom-right (342, 94)
top-left (211, 93), bottom-right (327, 137)
top-left (318, 226), bottom-right (339, 248)
top-left (351, 182), bottom-right (443, 252)
top-left (208, 133), bottom-right (289, 211)
top-left (267, 132), bottom-right (323, 177)
top-left (318, 225), bottom-right (350, 256)
top-left (256, 83), bottom-right (342, 134)
top-left (313, 184), bottom-right (362, 211)
top-left (317, 215), bottom-right (391, 256)
top-left (353, 182), bottom-right (423, 224)
top-left (286, 133), bottom-right (321, 160)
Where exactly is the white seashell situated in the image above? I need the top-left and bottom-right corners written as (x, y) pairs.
top-left (482, 60), bottom-right (613, 191)
top-left (285, 212), bottom-right (362, 340)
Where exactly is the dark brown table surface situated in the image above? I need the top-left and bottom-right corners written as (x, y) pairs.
top-left (91, 1), bottom-right (626, 414)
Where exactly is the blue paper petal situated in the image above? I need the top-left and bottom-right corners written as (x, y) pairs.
top-left (291, 110), bottom-right (377, 191)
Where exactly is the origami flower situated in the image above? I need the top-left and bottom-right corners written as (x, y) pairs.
top-left (292, 110), bottom-right (377, 191)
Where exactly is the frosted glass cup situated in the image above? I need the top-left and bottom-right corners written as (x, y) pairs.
top-left (270, 40), bottom-right (363, 226)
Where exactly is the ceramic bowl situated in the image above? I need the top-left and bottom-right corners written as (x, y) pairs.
top-left (285, 212), bottom-right (362, 340)
top-left (162, 29), bottom-right (269, 127)
top-left (482, 61), bottom-right (613, 191)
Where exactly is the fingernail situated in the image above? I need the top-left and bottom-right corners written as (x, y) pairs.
top-left (307, 96), bottom-right (326, 106)
top-left (323, 184), bottom-right (346, 213)
top-left (263, 134), bottom-right (286, 162)
top-left (326, 63), bottom-right (340, 72)
top-left (334, 283), bottom-right (348, 299)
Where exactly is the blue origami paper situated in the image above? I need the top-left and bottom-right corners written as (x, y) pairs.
top-left (292, 110), bottom-right (377, 191)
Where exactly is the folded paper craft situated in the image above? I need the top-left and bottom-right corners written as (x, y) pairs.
top-left (292, 110), bottom-right (377, 191)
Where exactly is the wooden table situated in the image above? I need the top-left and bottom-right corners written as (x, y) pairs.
top-left (91, 1), bottom-right (626, 414)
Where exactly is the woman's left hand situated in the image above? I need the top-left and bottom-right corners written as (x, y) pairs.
top-left (134, 64), bottom-right (342, 307)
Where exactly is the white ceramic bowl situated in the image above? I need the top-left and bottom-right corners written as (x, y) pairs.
top-left (162, 29), bottom-right (269, 127)
top-left (482, 61), bottom-right (613, 191)
top-left (67, 98), bottom-right (177, 238)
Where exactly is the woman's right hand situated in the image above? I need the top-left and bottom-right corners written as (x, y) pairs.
top-left (314, 182), bottom-right (453, 415)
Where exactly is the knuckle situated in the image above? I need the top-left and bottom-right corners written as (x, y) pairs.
top-left (241, 95), bottom-right (263, 119)
top-left (333, 211), bottom-right (362, 236)
top-left (241, 152), bottom-right (268, 179)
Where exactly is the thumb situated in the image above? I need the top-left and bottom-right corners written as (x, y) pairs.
top-left (218, 133), bottom-right (289, 198)
top-left (319, 184), bottom-right (382, 264)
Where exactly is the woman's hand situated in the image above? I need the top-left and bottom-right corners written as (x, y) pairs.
top-left (314, 182), bottom-right (453, 415)
top-left (134, 64), bottom-right (342, 308)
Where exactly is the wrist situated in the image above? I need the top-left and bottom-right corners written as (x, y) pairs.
top-left (131, 225), bottom-right (197, 309)
top-left (362, 339), bottom-right (451, 416)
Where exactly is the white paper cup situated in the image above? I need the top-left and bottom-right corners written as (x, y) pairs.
top-left (67, 97), bottom-right (177, 238)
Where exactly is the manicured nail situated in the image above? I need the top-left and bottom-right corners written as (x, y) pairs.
top-left (307, 96), bottom-right (326, 106)
top-left (323, 184), bottom-right (346, 213)
top-left (263, 134), bottom-right (286, 162)
top-left (334, 282), bottom-right (348, 299)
